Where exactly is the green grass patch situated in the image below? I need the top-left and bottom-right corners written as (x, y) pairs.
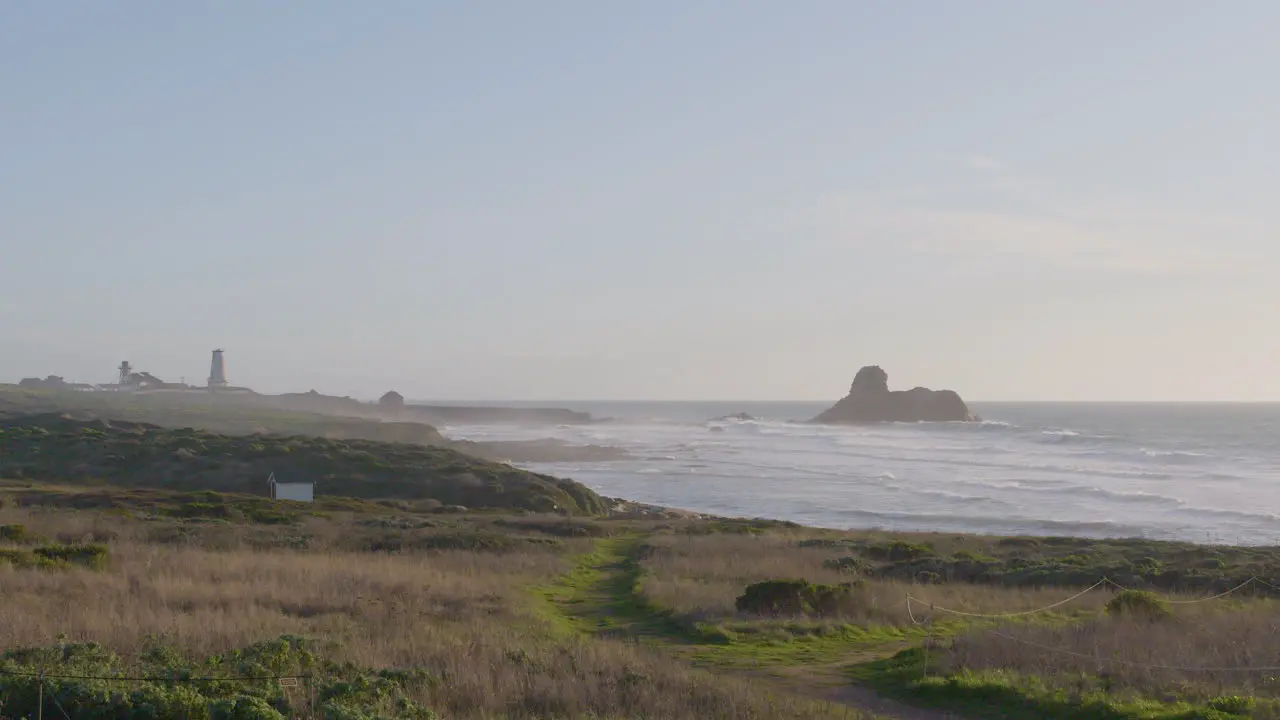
top-left (850, 647), bottom-right (1273, 719)
top-left (531, 535), bottom-right (701, 641)
top-left (0, 543), bottom-right (109, 570)
top-left (532, 535), bottom-right (920, 673)
top-left (0, 635), bottom-right (437, 719)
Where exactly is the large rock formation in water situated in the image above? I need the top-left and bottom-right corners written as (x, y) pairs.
top-left (811, 366), bottom-right (975, 424)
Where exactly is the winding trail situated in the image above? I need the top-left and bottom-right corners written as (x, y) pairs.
top-left (536, 535), bottom-right (962, 720)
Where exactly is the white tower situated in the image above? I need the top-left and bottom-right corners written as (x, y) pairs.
top-left (208, 349), bottom-right (229, 389)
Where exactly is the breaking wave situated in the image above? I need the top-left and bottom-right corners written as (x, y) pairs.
top-left (446, 402), bottom-right (1280, 545)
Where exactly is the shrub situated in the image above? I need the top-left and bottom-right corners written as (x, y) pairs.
top-left (0, 523), bottom-right (31, 542)
top-left (1207, 696), bottom-right (1255, 715)
top-left (209, 696), bottom-right (287, 720)
top-left (735, 579), bottom-right (860, 618)
top-left (240, 506), bottom-right (299, 525)
top-left (169, 502), bottom-right (234, 520)
top-left (996, 537), bottom-right (1040, 548)
top-left (413, 531), bottom-right (530, 552)
top-left (798, 538), bottom-right (851, 549)
top-left (0, 636), bottom-right (438, 719)
top-left (952, 550), bottom-right (997, 563)
top-left (1203, 696), bottom-right (1254, 712)
top-left (1134, 556), bottom-right (1164, 577)
top-left (822, 556), bottom-right (869, 574)
top-left (492, 518), bottom-right (610, 538)
top-left (32, 543), bottom-right (110, 570)
top-left (866, 540), bottom-right (933, 562)
top-left (0, 548), bottom-right (60, 569)
top-left (1105, 589), bottom-right (1170, 620)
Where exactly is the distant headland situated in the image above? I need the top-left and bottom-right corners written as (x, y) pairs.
top-left (17, 349), bottom-right (596, 426)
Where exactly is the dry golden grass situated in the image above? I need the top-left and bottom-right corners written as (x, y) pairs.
top-left (946, 602), bottom-right (1280, 702)
top-left (0, 506), bottom-right (858, 719)
top-left (638, 532), bottom-right (1109, 626)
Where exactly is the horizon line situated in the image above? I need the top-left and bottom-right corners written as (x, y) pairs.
top-left (406, 398), bottom-right (1280, 405)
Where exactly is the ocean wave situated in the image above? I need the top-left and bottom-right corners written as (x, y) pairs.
top-left (1174, 506), bottom-right (1280, 524)
top-left (1033, 428), bottom-right (1119, 445)
top-left (535, 433), bottom-right (1195, 484)
top-left (447, 405), bottom-right (1278, 545)
top-left (829, 509), bottom-right (1153, 539)
top-left (948, 479), bottom-right (1186, 507)
top-left (907, 488), bottom-right (1005, 505)
top-left (732, 446), bottom-right (1181, 481)
top-left (1076, 486), bottom-right (1185, 507)
top-left (1139, 448), bottom-right (1212, 463)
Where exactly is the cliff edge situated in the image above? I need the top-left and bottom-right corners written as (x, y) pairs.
top-left (811, 366), bottom-right (975, 424)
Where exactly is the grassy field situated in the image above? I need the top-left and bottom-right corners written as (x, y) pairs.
top-left (632, 529), bottom-right (1280, 719)
top-left (0, 484), bottom-right (864, 719)
top-left (5, 481), bottom-right (1280, 719)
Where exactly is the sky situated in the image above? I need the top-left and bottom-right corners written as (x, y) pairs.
top-left (3, 2), bottom-right (1278, 402)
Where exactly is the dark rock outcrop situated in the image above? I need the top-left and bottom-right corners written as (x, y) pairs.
top-left (811, 366), bottom-right (975, 424)
top-left (712, 412), bottom-right (756, 422)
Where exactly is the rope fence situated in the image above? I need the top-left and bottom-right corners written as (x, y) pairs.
top-left (906, 577), bottom-right (1111, 621)
top-left (981, 629), bottom-right (1280, 673)
top-left (903, 575), bottom-right (1280, 675)
top-left (906, 574), bottom-right (1280, 623)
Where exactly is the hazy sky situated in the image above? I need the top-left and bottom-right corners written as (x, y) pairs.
top-left (4, 2), bottom-right (1278, 401)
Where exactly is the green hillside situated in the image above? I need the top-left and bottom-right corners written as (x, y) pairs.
top-left (0, 414), bottom-right (606, 515)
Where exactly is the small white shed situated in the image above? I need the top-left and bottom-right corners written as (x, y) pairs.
top-left (268, 472), bottom-right (314, 503)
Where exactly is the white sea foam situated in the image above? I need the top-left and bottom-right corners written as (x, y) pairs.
top-left (443, 402), bottom-right (1280, 545)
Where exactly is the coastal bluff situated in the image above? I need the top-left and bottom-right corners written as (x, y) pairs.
top-left (811, 365), bottom-right (976, 424)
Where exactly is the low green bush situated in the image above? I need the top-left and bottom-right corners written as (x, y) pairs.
top-left (0, 543), bottom-right (109, 570)
top-left (952, 550), bottom-right (998, 563)
top-left (413, 531), bottom-right (560, 553)
top-left (492, 518), bottom-right (610, 538)
top-left (169, 502), bottom-right (234, 520)
top-left (798, 538), bottom-right (852, 549)
top-left (0, 523), bottom-right (31, 542)
top-left (865, 540), bottom-right (934, 562)
top-left (1105, 589), bottom-right (1171, 620)
top-left (0, 548), bottom-right (62, 569)
top-left (240, 506), bottom-right (298, 525)
top-left (735, 579), bottom-right (860, 618)
top-left (32, 543), bottom-right (110, 570)
top-left (822, 556), bottom-right (869, 574)
top-left (1207, 696), bottom-right (1255, 715)
top-left (0, 635), bottom-right (437, 719)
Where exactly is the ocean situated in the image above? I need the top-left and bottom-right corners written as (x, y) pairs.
top-left (434, 402), bottom-right (1280, 545)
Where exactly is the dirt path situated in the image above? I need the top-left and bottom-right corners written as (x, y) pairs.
top-left (825, 685), bottom-right (963, 720)
top-left (539, 535), bottom-right (963, 720)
